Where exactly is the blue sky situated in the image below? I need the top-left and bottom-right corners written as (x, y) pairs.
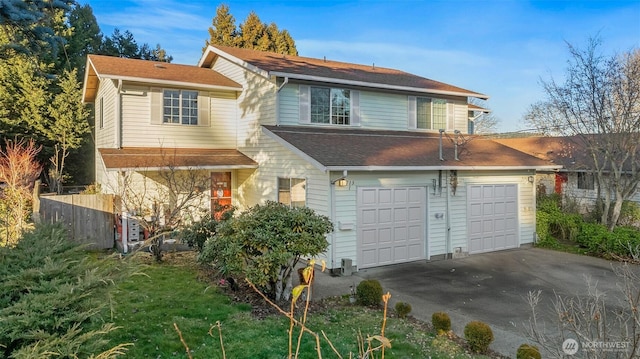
top-left (83, 0), bottom-right (640, 132)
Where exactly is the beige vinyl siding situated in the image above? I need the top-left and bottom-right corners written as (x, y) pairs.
top-left (94, 79), bottom-right (118, 188)
top-left (278, 84), bottom-right (299, 124)
top-left (359, 91), bottom-right (407, 129)
top-left (452, 100), bottom-right (469, 133)
top-left (119, 85), bottom-right (238, 148)
top-left (212, 56), bottom-right (277, 144)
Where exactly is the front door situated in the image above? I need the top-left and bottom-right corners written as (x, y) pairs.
top-left (211, 172), bottom-right (231, 218)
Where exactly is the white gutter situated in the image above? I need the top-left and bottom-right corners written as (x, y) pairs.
top-left (105, 164), bottom-right (258, 172)
top-left (325, 165), bottom-right (563, 171)
top-left (99, 75), bottom-right (242, 92)
top-left (269, 71), bottom-right (489, 100)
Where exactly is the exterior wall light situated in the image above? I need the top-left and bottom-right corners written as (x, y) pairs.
top-left (336, 178), bottom-right (348, 187)
top-left (527, 175), bottom-right (535, 183)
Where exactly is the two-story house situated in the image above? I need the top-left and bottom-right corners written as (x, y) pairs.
top-left (82, 45), bottom-right (559, 271)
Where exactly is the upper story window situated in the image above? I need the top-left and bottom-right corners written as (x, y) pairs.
top-left (409, 96), bottom-right (452, 131)
top-left (299, 85), bottom-right (360, 126)
top-left (417, 97), bottom-right (447, 130)
top-left (278, 177), bottom-right (306, 208)
top-left (163, 90), bottom-right (198, 125)
top-left (311, 87), bottom-right (350, 125)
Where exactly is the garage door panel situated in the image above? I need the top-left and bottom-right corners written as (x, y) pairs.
top-left (378, 228), bottom-right (392, 244)
top-left (361, 209), bottom-right (377, 225)
top-left (379, 208), bottom-right (392, 223)
top-left (378, 189), bottom-right (392, 204)
top-left (358, 187), bottom-right (426, 268)
top-left (468, 184), bottom-right (519, 254)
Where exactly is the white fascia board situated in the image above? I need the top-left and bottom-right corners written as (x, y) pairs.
top-left (107, 164), bottom-right (258, 172)
top-left (324, 165), bottom-right (563, 171)
top-left (269, 71), bottom-right (489, 100)
top-left (261, 127), bottom-right (328, 172)
top-left (98, 75), bottom-right (242, 91)
top-left (199, 46), bottom-right (271, 79)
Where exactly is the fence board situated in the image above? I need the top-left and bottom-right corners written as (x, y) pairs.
top-left (39, 194), bottom-right (116, 250)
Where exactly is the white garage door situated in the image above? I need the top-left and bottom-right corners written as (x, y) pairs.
top-left (358, 187), bottom-right (426, 268)
top-left (467, 184), bottom-right (519, 254)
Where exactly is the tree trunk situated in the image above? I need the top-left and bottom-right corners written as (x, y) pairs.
top-left (609, 192), bottom-right (624, 231)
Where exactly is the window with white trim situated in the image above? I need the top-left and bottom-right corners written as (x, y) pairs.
top-left (278, 177), bottom-right (306, 208)
top-left (311, 87), bottom-right (350, 125)
top-left (99, 97), bottom-right (104, 129)
top-left (577, 172), bottom-right (595, 190)
top-left (163, 89), bottom-right (198, 125)
top-left (416, 97), bottom-right (447, 130)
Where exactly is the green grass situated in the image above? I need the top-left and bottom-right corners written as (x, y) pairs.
top-left (97, 255), bottom-right (490, 358)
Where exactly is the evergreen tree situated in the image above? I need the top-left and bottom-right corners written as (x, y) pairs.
top-left (64, 4), bottom-right (102, 75)
top-left (204, 4), bottom-right (297, 55)
top-left (204, 4), bottom-right (238, 50)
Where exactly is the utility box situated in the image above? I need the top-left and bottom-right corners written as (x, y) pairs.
top-left (341, 258), bottom-right (353, 276)
top-left (128, 219), bottom-right (140, 241)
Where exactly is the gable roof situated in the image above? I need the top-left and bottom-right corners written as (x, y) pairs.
top-left (200, 45), bottom-right (488, 100)
top-left (83, 55), bottom-right (242, 102)
top-left (493, 136), bottom-right (587, 171)
top-left (263, 126), bottom-right (559, 172)
top-left (98, 148), bottom-right (257, 171)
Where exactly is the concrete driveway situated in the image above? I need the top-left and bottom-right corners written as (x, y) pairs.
top-left (337, 248), bottom-right (636, 356)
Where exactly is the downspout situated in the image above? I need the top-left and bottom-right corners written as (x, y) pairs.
top-left (330, 172), bottom-right (336, 271)
top-left (115, 79), bottom-right (123, 148)
top-left (275, 77), bottom-right (289, 126)
top-left (454, 130), bottom-right (460, 161)
top-left (439, 129), bottom-right (445, 161)
top-left (445, 170), bottom-right (451, 258)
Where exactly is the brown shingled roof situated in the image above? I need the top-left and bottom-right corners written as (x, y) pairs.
top-left (494, 136), bottom-right (590, 170)
top-left (263, 126), bottom-right (556, 169)
top-left (204, 45), bottom-right (487, 99)
top-left (83, 55), bottom-right (241, 102)
top-left (98, 148), bottom-right (257, 170)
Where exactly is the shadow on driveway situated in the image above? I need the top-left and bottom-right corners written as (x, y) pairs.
top-left (353, 248), bottom-right (636, 357)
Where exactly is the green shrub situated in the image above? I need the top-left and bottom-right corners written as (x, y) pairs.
top-left (0, 223), bottom-right (132, 357)
top-left (576, 221), bottom-right (610, 253)
top-left (394, 301), bottom-right (412, 318)
top-left (464, 321), bottom-right (494, 354)
top-left (517, 344), bottom-right (541, 359)
top-left (356, 279), bottom-right (383, 306)
top-left (179, 206), bottom-right (234, 252)
top-left (618, 201), bottom-right (640, 227)
top-left (199, 201), bottom-right (333, 301)
top-left (431, 311), bottom-right (452, 332)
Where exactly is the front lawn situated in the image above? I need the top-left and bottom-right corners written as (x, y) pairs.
top-left (97, 252), bottom-right (490, 358)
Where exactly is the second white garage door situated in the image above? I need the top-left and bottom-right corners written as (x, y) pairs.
top-left (357, 187), bottom-right (426, 268)
top-left (467, 184), bottom-right (519, 254)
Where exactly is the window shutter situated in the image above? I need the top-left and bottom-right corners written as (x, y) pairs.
top-left (447, 102), bottom-right (455, 130)
top-left (408, 96), bottom-right (417, 129)
top-left (299, 85), bottom-right (310, 124)
top-left (150, 87), bottom-right (163, 124)
top-left (350, 90), bottom-right (360, 126)
top-left (198, 91), bottom-right (210, 127)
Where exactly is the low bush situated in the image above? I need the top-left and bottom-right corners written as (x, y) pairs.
top-left (179, 206), bottom-right (234, 252)
top-left (576, 222), bottom-right (640, 259)
top-left (464, 321), bottom-right (493, 354)
top-left (517, 343), bottom-right (541, 359)
top-left (618, 200), bottom-right (640, 227)
top-left (394, 301), bottom-right (412, 318)
top-left (432, 311), bottom-right (452, 332)
top-left (0, 223), bottom-right (132, 357)
top-left (356, 279), bottom-right (383, 306)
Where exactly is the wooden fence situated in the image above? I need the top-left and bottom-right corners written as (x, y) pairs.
top-left (38, 194), bottom-right (116, 250)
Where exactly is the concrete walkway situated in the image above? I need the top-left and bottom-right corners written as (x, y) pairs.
top-left (311, 248), bottom-right (638, 357)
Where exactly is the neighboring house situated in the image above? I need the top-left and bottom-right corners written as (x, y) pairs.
top-left (82, 45), bottom-right (558, 270)
top-left (495, 136), bottom-right (640, 209)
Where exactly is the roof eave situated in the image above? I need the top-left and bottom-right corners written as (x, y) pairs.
top-left (105, 164), bottom-right (258, 172)
top-left (199, 45), bottom-right (270, 79)
top-left (97, 74), bottom-right (242, 91)
top-left (324, 165), bottom-right (562, 171)
top-left (269, 71), bottom-right (489, 99)
top-left (82, 57), bottom-right (98, 103)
